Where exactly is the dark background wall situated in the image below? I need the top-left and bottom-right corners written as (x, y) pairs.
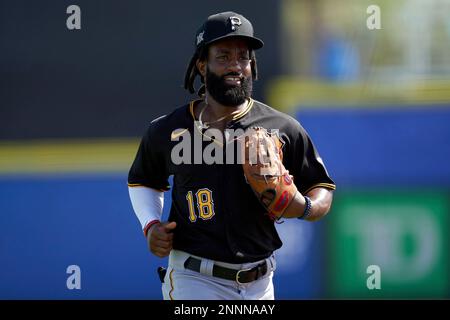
top-left (0, 0), bottom-right (281, 140)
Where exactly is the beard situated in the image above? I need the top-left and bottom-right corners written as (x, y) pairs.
top-left (205, 68), bottom-right (253, 107)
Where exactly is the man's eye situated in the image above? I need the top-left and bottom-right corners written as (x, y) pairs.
top-left (217, 55), bottom-right (228, 61)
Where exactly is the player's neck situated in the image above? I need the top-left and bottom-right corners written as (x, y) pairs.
top-left (203, 93), bottom-right (247, 120)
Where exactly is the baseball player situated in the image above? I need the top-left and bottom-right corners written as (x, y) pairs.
top-left (128, 11), bottom-right (335, 300)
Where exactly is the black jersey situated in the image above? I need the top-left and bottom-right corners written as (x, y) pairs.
top-left (128, 99), bottom-right (336, 263)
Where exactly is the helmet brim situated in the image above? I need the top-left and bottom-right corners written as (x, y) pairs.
top-left (201, 34), bottom-right (264, 50)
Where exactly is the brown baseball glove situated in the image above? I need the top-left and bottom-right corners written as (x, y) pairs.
top-left (241, 127), bottom-right (298, 221)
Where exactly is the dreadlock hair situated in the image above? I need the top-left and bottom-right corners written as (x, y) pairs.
top-left (183, 46), bottom-right (259, 97)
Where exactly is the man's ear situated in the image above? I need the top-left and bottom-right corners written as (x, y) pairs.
top-left (196, 59), bottom-right (206, 78)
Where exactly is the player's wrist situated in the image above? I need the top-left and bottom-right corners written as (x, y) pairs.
top-left (144, 219), bottom-right (161, 237)
top-left (298, 195), bottom-right (312, 220)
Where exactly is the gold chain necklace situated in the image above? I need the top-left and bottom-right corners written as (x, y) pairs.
top-left (197, 98), bottom-right (246, 130)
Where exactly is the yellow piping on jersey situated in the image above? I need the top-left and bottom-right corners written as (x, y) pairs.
top-left (232, 98), bottom-right (254, 120)
top-left (189, 98), bottom-right (254, 122)
top-left (189, 98), bottom-right (254, 148)
top-left (303, 183), bottom-right (336, 194)
top-left (169, 269), bottom-right (175, 300)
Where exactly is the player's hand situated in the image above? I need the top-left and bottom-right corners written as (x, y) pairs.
top-left (147, 221), bottom-right (177, 257)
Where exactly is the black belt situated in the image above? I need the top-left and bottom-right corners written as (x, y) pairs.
top-left (184, 257), bottom-right (268, 284)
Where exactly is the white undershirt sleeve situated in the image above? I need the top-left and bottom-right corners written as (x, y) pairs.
top-left (128, 186), bottom-right (164, 235)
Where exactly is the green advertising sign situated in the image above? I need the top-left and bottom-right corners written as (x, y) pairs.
top-left (327, 190), bottom-right (449, 298)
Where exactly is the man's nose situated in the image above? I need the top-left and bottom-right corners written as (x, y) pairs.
top-left (227, 58), bottom-right (242, 72)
